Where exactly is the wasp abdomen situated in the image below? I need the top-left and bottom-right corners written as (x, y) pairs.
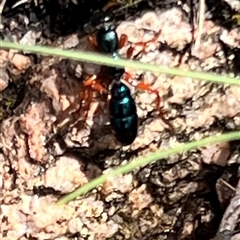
top-left (109, 82), bottom-right (138, 145)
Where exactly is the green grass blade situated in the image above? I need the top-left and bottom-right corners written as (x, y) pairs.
top-left (57, 131), bottom-right (240, 205)
top-left (1, 41), bottom-right (240, 86)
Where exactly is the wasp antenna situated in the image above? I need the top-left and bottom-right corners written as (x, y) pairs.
top-left (113, 0), bottom-right (144, 15)
top-left (102, 1), bottom-right (120, 12)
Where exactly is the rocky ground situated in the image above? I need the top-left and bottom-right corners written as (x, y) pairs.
top-left (0, 0), bottom-right (240, 239)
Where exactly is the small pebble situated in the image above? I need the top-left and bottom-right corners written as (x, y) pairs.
top-left (0, 69), bottom-right (9, 91)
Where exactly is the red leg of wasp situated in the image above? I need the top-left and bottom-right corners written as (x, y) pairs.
top-left (102, 1), bottom-right (120, 11)
top-left (123, 72), bottom-right (161, 112)
top-left (80, 75), bottom-right (107, 123)
top-left (84, 75), bottom-right (108, 94)
top-left (136, 82), bottom-right (161, 110)
top-left (88, 35), bottom-right (99, 52)
top-left (118, 34), bottom-right (128, 49)
top-left (127, 30), bottom-right (162, 59)
top-left (79, 85), bottom-right (94, 123)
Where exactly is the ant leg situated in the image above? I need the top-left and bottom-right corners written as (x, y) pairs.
top-left (126, 30), bottom-right (162, 59)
